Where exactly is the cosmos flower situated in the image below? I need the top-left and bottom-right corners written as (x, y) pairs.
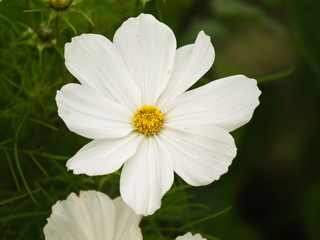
top-left (56, 14), bottom-right (261, 216)
top-left (176, 232), bottom-right (206, 240)
top-left (43, 190), bottom-right (142, 240)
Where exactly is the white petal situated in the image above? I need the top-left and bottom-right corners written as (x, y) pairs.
top-left (159, 127), bottom-right (236, 186)
top-left (113, 14), bottom-right (176, 105)
top-left (113, 197), bottom-right (142, 240)
top-left (65, 33), bottom-right (141, 111)
top-left (165, 75), bottom-right (261, 132)
top-left (67, 132), bottom-right (140, 176)
top-left (176, 232), bottom-right (207, 240)
top-left (43, 190), bottom-right (116, 240)
top-left (120, 136), bottom-right (174, 216)
top-left (56, 83), bottom-right (133, 139)
top-left (158, 31), bottom-right (215, 110)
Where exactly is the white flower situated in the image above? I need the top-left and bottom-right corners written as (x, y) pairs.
top-left (176, 232), bottom-right (206, 240)
top-left (56, 14), bottom-right (261, 216)
top-left (43, 190), bottom-right (142, 240)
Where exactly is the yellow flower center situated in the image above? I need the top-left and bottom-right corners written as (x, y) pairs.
top-left (132, 106), bottom-right (165, 135)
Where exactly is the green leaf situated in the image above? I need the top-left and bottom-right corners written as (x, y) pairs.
top-left (13, 119), bottom-right (36, 203)
top-left (72, 7), bottom-right (94, 27)
top-left (3, 150), bottom-right (21, 191)
top-left (181, 206), bottom-right (232, 229)
top-left (0, 189), bottom-right (40, 206)
top-left (0, 211), bottom-right (49, 222)
top-left (257, 67), bottom-right (294, 83)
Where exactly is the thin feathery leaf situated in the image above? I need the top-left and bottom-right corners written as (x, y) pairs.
top-left (13, 119), bottom-right (36, 202)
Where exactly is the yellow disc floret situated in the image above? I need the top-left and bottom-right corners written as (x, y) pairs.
top-left (133, 106), bottom-right (165, 135)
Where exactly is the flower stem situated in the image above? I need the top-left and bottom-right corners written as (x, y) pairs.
top-left (55, 16), bottom-right (65, 80)
top-left (39, 49), bottom-right (44, 77)
top-left (25, 0), bottom-right (34, 28)
top-left (133, 0), bottom-right (140, 16)
top-left (156, 0), bottom-right (163, 21)
top-left (55, 16), bottom-right (60, 46)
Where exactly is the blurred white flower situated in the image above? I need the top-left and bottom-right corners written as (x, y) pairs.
top-left (43, 190), bottom-right (142, 240)
top-left (56, 13), bottom-right (261, 215)
top-left (176, 232), bottom-right (207, 240)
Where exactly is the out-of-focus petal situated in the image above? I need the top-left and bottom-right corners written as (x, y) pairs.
top-left (43, 191), bottom-right (116, 240)
top-left (176, 232), bottom-right (207, 240)
top-left (113, 197), bottom-right (143, 240)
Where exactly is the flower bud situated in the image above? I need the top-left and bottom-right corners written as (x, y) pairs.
top-left (50, 0), bottom-right (73, 10)
top-left (36, 27), bottom-right (53, 42)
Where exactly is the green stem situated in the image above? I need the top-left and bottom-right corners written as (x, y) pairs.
top-left (181, 206), bottom-right (232, 229)
top-left (55, 17), bottom-right (60, 46)
top-left (14, 118), bottom-right (37, 203)
top-left (39, 49), bottom-right (44, 77)
top-left (156, 0), bottom-right (163, 21)
top-left (133, 0), bottom-right (140, 16)
top-left (55, 16), bottom-right (65, 79)
top-left (257, 67), bottom-right (294, 83)
top-left (26, 0), bottom-right (34, 28)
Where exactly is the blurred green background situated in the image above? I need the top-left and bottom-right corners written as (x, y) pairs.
top-left (0, 0), bottom-right (319, 239)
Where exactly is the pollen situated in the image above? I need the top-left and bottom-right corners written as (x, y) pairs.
top-left (133, 106), bottom-right (165, 135)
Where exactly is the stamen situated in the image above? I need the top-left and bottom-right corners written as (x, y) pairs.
top-left (132, 106), bottom-right (165, 135)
